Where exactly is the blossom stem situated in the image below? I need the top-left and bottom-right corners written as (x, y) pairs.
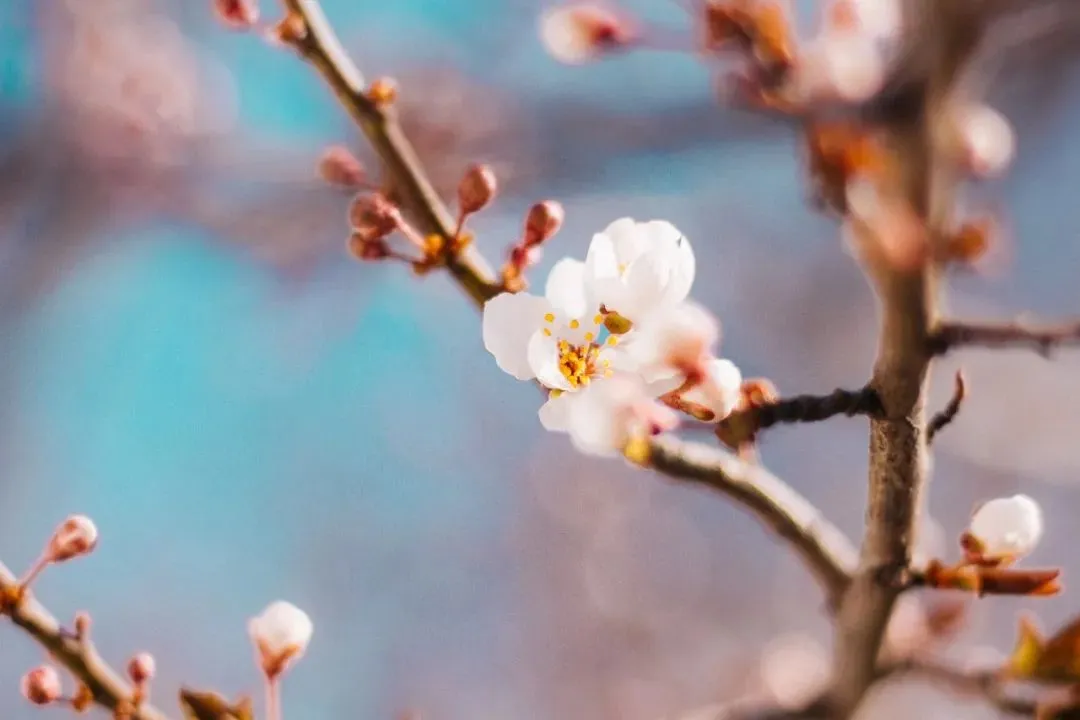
top-left (265, 676), bottom-right (281, 720)
top-left (16, 554), bottom-right (50, 593)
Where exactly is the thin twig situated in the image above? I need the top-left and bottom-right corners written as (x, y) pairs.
top-left (927, 370), bottom-right (966, 445)
top-left (645, 435), bottom-right (856, 607)
top-left (719, 386), bottom-right (883, 443)
top-left (928, 319), bottom-right (1080, 357)
top-left (277, 0), bottom-right (502, 307)
top-left (0, 562), bottom-right (172, 720)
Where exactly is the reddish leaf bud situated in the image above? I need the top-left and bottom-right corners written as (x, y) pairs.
top-left (127, 653), bottom-right (157, 685)
top-left (523, 201), bottom-right (564, 246)
top-left (21, 665), bottom-right (62, 706)
top-left (47, 515), bottom-right (98, 563)
top-left (317, 146), bottom-right (366, 188)
top-left (213, 0), bottom-right (260, 30)
top-left (347, 233), bottom-right (391, 262)
top-left (457, 164), bottom-right (498, 215)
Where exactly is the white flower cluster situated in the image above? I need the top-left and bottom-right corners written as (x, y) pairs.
top-left (482, 218), bottom-right (742, 456)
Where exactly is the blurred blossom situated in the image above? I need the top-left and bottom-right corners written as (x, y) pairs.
top-left (538, 2), bottom-right (637, 65)
top-left (956, 104), bottom-right (1015, 178)
top-left (883, 594), bottom-right (931, 660)
top-left (759, 633), bottom-right (829, 709)
top-left (44, 2), bottom-right (237, 167)
top-left (967, 494), bottom-right (1043, 560)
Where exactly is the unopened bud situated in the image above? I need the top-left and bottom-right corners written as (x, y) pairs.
top-left (213, 0), bottom-right (260, 30)
top-left (47, 515), bottom-right (98, 563)
top-left (538, 2), bottom-right (637, 65)
top-left (249, 601), bottom-right (313, 679)
top-left (266, 12), bottom-right (306, 46)
top-left (317, 146), bottom-right (366, 187)
top-left (347, 232), bottom-right (391, 262)
top-left (347, 193), bottom-right (400, 240)
top-left (21, 666), bottom-right (62, 706)
top-left (74, 611), bottom-right (92, 641)
top-left (523, 201), bottom-right (564, 246)
top-left (366, 77), bottom-right (398, 108)
top-left (127, 653), bottom-right (156, 685)
top-left (457, 164), bottom-right (498, 215)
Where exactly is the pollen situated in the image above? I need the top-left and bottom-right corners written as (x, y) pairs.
top-left (569, 319), bottom-right (580, 329)
top-left (584, 332), bottom-right (595, 342)
top-left (607, 336), bottom-right (619, 346)
top-left (543, 328), bottom-right (552, 337)
top-left (594, 314), bottom-right (604, 325)
top-left (556, 340), bottom-right (601, 388)
top-left (544, 313), bottom-right (555, 323)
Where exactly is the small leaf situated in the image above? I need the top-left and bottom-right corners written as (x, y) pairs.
top-left (1007, 614), bottom-right (1046, 679)
top-left (180, 689), bottom-right (253, 720)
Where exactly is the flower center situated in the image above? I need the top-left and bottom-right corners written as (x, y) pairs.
top-left (557, 340), bottom-right (600, 388)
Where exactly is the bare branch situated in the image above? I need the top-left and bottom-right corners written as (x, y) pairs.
top-left (928, 319), bottom-right (1080, 357)
top-left (644, 435), bottom-right (856, 607)
top-left (826, 1), bottom-right (986, 715)
top-left (926, 370), bottom-right (966, 445)
top-left (718, 386), bottom-right (883, 446)
top-left (0, 562), bottom-right (172, 720)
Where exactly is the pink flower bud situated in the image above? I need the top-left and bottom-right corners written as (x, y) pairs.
top-left (317, 146), bottom-right (366, 187)
top-left (347, 233), bottom-right (391, 262)
top-left (21, 665), bottom-right (62, 706)
top-left (523, 201), bottom-right (564, 246)
top-left (127, 653), bottom-right (156, 685)
top-left (213, 0), bottom-right (260, 31)
top-left (457, 164), bottom-right (498, 215)
top-left (509, 244), bottom-right (543, 271)
top-left (347, 193), bottom-right (401, 240)
top-left (538, 2), bottom-right (637, 65)
top-left (47, 515), bottom-right (98, 563)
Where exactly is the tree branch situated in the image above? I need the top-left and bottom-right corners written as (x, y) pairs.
top-left (0, 562), bottom-right (172, 720)
top-left (926, 370), bottom-right (966, 445)
top-left (644, 435), bottom-right (856, 607)
top-left (928, 319), bottom-right (1080, 356)
top-left (825, 2), bottom-right (985, 715)
top-left (273, 0), bottom-right (858, 611)
top-left (884, 658), bottom-right (1038, 717)
top-left (277, 0), bottom-right (502, 307)
top-left (716, 386), bottom-right (883, 446)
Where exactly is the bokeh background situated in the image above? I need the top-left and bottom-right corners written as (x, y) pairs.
top-left (2, 1), bottom-right (1080, 718)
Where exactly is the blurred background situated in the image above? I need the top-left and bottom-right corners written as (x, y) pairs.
top-left (1, 0), bottom-right (1080, 718)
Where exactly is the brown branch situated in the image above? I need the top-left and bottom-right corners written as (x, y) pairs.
top-left (928, 319), bottom-right (1080, 357)
top-left (825, 2), bottom-right (986, 716)
top-left (718, 386), bottom-right (883, 446)
top-left (926, 370), bottom-right (966, 444)
top-left (884, 658), bottom-right (1037, 716)
top-left (644, 435), bottom-right (856, 607)
top-left (277, 0), bottom-right (501, 308)
top-left (0, 562), bottom-right (172, 720)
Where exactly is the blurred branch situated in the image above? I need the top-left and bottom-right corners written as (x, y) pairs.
top-left (884, 658), bottom-right (1037, 716)
top-left (276, 0), bottom-right (501, 306)
top-left (827, 1), bottom-right (986, 716)
top-left (645, 435), bottom-right (856, 608)
top-left (928, 318), bottom-right (1080, 356)
top-left (0, 562), bottom-right (172, 720)
top-left (926, 370), bottom-right (966, 445)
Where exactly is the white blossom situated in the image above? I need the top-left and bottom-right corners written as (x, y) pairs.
top-left (248, 601), bottom-right (313, 678)
top-left (566, 375), bottom-right (678, 456)
top-left (482, 258), bottom-right (624, 431)
top-left (538, 3), bottom-right (632, 65)
top-left (957, 104), bottom-right (1014, 178)
top-left (624, 300), bottom-right (718, 380)
top-left (678, 357), bottom-right (743, 421)
top-left (968, 494), bottom-right (1043, 559)
top-left (584, 218), bottom-right (695, 325)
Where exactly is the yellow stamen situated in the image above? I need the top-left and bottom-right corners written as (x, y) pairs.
top-left (544, 313), bottom-right (555, 323)
top-left (584, 332), bottom-right (594, 342)
top-left (607, 336), bottom-right (619, 346)
top-left (543, 328), bottom-right (552, 337)
top-left (594, 314), bottom-right (604, 325)
top-left (569, 319), bottom-right (580, 329)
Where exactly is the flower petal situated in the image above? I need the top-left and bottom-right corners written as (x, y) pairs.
top-left (538, 390), bottom-right (575, 432)
top-left (619, 247), bottom-right (671, 319)
top-left (682, 357), bottom-right (743, 420)
top-left (482, 292), bottom-right (551, 380)
top-left (969, 494), bottom-right (1043, 558)
top-left (602, 217), bottom-right (648, 266)
top-left (545, 257), bottom-right (589, 318)
top-left (585, 232), bottom-right (625, 310)
top-left (664, 229), bottom-right (695, 305)
top-left (527, 330), bottom-right (573, 390)
top-left (567, 384), bottom-right (623, 457)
